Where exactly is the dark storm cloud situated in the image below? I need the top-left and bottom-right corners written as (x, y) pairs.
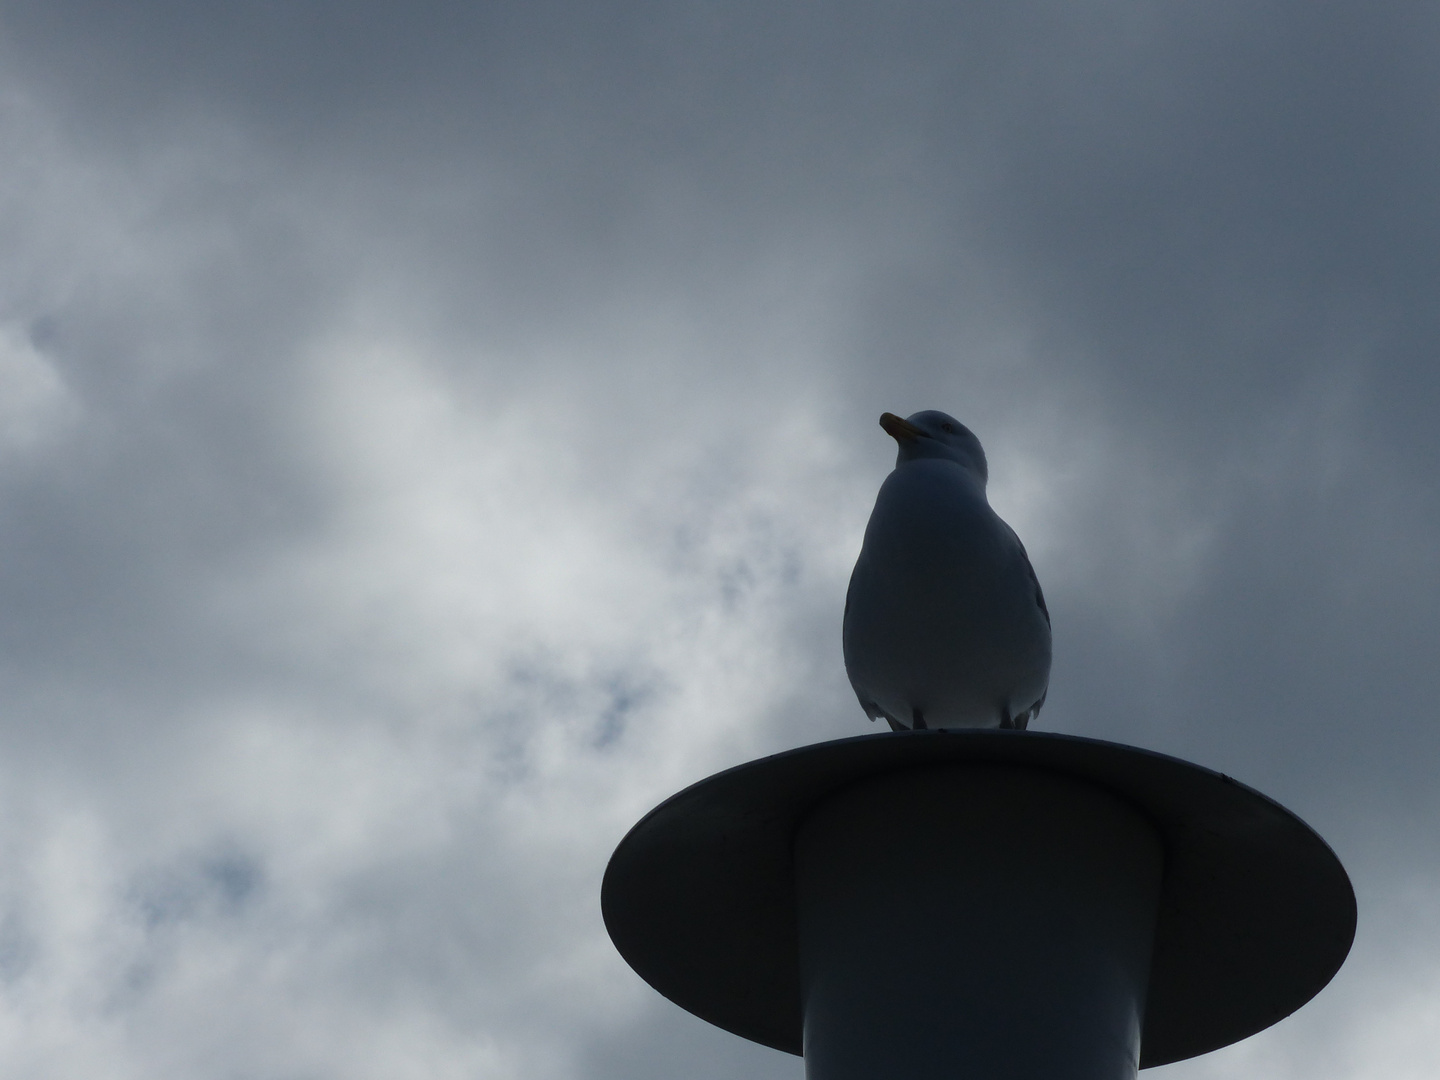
top-left (0, 2), bottom-right (1436, 1077)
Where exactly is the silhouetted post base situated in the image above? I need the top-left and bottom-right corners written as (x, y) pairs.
top-left (795, 765), bottom-right (1163, 1080)
top-left (794, 766), bottom-right (1163, 1080)
top-left (601, 731), bottom-right (1356, 1074)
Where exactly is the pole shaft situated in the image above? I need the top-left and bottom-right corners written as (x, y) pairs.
top-left (794, 764), bottom-right (1163, 1080)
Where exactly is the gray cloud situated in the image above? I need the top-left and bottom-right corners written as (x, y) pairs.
top-left (0, 2), bottom-right (1434, 1077)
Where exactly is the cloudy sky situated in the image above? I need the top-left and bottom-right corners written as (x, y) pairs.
top-left (0, 2), bottom-right (1435, 1076)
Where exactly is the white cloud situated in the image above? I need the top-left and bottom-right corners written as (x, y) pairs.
top-left (0, 323), bottom-right (79, 453)
top-left (0, 5), bottom-right (1435, 1078)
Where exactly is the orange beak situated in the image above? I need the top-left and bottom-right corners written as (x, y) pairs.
top-left (879, 412), bottom-right (924, 442)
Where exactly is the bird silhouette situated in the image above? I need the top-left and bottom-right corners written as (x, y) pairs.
top-left (843, 410), bottom-right (1051, 731)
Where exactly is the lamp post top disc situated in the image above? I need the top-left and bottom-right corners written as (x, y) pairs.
top-left (601, 730), bottom-right (1356, 1069)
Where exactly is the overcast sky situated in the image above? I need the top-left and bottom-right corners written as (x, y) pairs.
top-left (0, 2), bottom-right (1436, 1077)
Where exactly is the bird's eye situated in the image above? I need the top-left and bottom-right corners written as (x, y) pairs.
top-left (941, 422), bottom-right (956, 434)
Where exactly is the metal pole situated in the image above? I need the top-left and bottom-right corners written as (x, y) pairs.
top-left (794, 764), bottom-right (1164, 1080)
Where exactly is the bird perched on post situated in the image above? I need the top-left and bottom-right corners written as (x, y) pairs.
top-left (843, 411), bottom-right (1051, 731)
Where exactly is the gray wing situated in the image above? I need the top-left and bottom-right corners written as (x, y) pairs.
top-left (1002, 522), bottom-right (1050, 727)
top-left (844, 568), bottom-right (897, 726)
top-left (1002, 521), bottom-right (1050, 629)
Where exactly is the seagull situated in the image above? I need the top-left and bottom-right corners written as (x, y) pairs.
top-left (843, 410), bottom-right (1051, 731)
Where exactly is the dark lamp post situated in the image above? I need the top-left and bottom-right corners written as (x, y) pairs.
top-left (602, 731), bottom-right (1355, 1079)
